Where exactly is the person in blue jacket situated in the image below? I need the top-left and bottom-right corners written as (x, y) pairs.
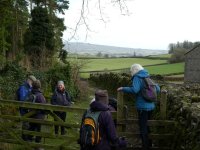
top-left (17, 75), bottom-right (36, 141)
top-left (117, 64), bottom-right (160, 150)
top-left (18, 75), bottom-right (37, 115)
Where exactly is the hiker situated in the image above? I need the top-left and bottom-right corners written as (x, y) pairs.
top-left (17, 75), bottom-right (36, 140)
top-left (27, 79), bottom-right (46, 145)
top-left (17, 75), bottom-right (37, 115)
top-left (51, 80), bottom-right (71, 135)
top-left (91, 96), bottom-right (117, 127)
top-left (90, 97), bottom-right (117, 111)
top-left (117, 64), bottom-right (160, 150)
top-left (79, 89), bottom-right (127, 150)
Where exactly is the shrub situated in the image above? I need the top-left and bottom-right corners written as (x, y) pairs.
top-left (0, 62), bottom-right (27, 99)
top-left (45, 62), bottom-right (79, 101)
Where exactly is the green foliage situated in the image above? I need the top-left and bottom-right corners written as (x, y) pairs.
top-left (24, 7), bottom-right (55, 68)
top-left (0, 61), bottom-right (79, 102)
top-left (59, 49), bottom-right (68, 63)
top-left (0, 0), bottom-right (13, 57)
top-left (168, 48), bottom-right (188, 63)
top-left (24, 7), bottom-right (55, 52)
top-left (167, 84), bottom-right (200, 150)
top-left (0, 0), bottom-right (29, 64)
top-left (90, 72), bottom-right (132, 99)
top-left (45, 62), bottom-right (79, 100)
top-left (0, 62), bottom-right (27, 99)
top-left (168, 40), bottom-right (200, 54)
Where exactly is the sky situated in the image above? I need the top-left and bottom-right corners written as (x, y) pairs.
top-left (62, 0), bottom-right (200, 50)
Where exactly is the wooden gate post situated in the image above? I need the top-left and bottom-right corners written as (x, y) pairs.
top-left (160, 90), bottom-right (167, 120)
top-left (117, 92), bottom-right (125, 132)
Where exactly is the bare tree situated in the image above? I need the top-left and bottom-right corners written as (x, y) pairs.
top-left (66, 0), bottom-right (131, 42)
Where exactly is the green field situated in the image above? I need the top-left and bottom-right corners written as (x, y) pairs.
top-left (74, 58), bottom-right (168, 72)
top-left (145, 62), bottom-right (184, 75)
top-left (149, 54), bottom-right (171, 58)
top-left (69, 56), bottom-right (184, 78)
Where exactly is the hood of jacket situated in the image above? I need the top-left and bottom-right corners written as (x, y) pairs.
top-left (132, 69), bottom-right (149, 79)
top-left (32, 89), bottom-right (42, 95)
top-left (90, 101), bottom-right (109, 112)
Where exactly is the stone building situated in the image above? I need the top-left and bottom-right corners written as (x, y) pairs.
top-left (184, 44), bottom-right (200, 83)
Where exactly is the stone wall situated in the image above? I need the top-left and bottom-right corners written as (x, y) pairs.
top-left (184, 46), bottom-right (200, 83)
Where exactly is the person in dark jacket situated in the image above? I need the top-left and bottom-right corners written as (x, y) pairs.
top-left (27, 79), bottom-right (46, 145)
top-left (80, 89), bottom-right (127, 150)
top-left (117, 64), bottom-right (160, 150)
top-left (51, 80), bottom-right (71, 135)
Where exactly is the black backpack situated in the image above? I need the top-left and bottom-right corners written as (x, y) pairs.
top-left (79, 109), bottom-right (101, 147)
top-left (141, 77), bottom-right (158, 102)
top-left (109, 97), bottom-right (117, 110)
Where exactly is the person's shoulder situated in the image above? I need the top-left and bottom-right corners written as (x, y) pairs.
top-left (133, 75), bottom-right (143, 81)
top-left (100, 110), bottom-right (112, 118)
top-left (52, 89), bottom-right (58, 95)
top-left (19, 83), bottom-right (27, 90)
top-left (36, 92), bottom-right (46, 102)
top-left (22, 82), bottom-right (30, 88)
top-left (64, 90), bottom-right (70, 95)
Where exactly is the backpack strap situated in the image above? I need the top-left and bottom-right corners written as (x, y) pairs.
top-left (84, 109), bottom-right (102, 123)
top-left (32, 94), bottom-right (37, 103)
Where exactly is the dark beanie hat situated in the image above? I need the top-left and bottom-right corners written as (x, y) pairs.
top-left (95, 89), bottom-right (108, 105)
top-left (32, 79), bottom-right (41, 89)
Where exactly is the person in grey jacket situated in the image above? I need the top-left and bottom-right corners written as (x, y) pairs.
top-left (117, 64), bottom-right (160, 150)
top-left (51, 80), bottom-right (71, 135)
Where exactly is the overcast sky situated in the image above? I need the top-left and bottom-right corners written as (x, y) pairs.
top-left (62, 0), bottom-right (200, 50)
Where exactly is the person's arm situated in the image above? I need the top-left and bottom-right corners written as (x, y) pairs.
top-left (118, 76), bottom-right (142, 94)
top-left (156, 84), bottom-right (160, 93)
top-left (64, 91), bottom-right (72, 106)
top-left (102, 111), bottom-right (127, 147)
top-left (102, 111), bottom-right (118, 142)
top-left (66, 91), bottom-right (71, 103)
top-left (51, 92), bottom-right (57, 105)
top-left (19, 86), bottom-right (28, 101)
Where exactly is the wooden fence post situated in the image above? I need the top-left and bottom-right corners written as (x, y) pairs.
top-left (117, 92), bottom-right (125, 132)
top-left (160, 90), bottom-right (167, 120)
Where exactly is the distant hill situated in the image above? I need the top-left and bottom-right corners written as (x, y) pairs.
top-left (64, 42), bottom-right (168, 57)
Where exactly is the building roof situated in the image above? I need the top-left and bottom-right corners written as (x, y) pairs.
top-left (185, 44), bottom-right (200, 55)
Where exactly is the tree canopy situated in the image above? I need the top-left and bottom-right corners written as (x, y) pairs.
top-left (0, 0), bottom-right (69, 70)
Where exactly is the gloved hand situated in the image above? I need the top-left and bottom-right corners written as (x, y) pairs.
top-left (118, 137), bottom-right (127, 148)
